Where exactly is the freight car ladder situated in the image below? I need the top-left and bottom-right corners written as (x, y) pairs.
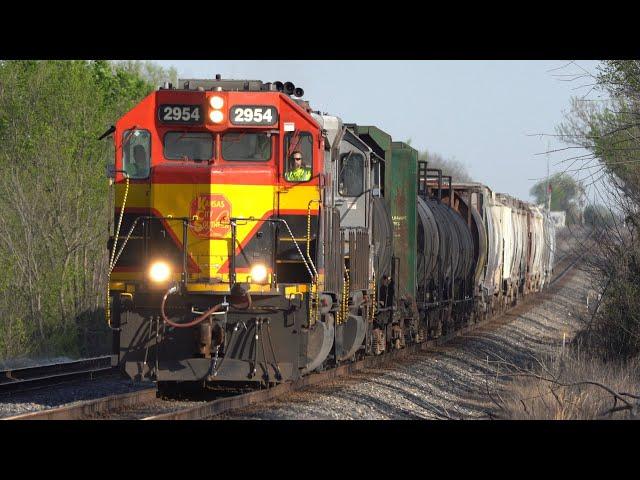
top-left (417, 161), bottom-right (444, 201)
top-left (418, 161), bottom-right (428, 198)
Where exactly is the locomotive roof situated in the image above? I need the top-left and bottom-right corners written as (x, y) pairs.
top-left (170, 77), bottom-right (314, 112)
top-left (177, 78), bottom-right (272, 92)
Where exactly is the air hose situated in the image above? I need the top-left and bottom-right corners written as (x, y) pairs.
top-left (160, 285), bottom-right (228, 328)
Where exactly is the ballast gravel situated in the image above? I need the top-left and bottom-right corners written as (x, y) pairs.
top-left (217, 268), bottom-right (590, 420)
top-left (0, 249), bottom-right (588, 420)
top-left (0, 376), bottom-right (154, 419)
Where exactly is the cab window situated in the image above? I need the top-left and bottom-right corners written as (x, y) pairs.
top-left (122, 129), bottom-right (151, 179)
top-left (284, 131), bottom-right (313, 182)
top-left (222, 132), bottom-right (271, 161)
top-left (164, 132), bottom-right (213, 161)
top-left (339, 152), bottom-right (364, 197)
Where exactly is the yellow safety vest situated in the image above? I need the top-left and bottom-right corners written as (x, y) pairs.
top-left (286, 167), bottom-right (311, 182)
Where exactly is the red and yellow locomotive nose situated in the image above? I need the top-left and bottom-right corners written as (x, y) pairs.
top-left (147, 161), bottom-right (278, 292)
top-left (110, 81), bottom-right (320, 296)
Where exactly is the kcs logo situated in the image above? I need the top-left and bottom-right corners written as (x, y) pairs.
top-left (190, 193), bottom-right (231, 239)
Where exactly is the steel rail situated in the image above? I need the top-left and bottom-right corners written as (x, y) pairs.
top-left (3, 387), bottom-right (157, 420)
top-left (0, 356), bottom-right (113, 395)
top-left (549, 253), bottom-right (581, 288)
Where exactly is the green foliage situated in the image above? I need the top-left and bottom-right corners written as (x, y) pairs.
top-left (0, 60), bottom-right (173, 362)
top-left (596, 60), bottom-right (640, 100)
top-left (113, 60), bottom-right (178, 89)
top-left (575, 243), bottom-right (640, 361)
top-left (529, 173), bottom-right (584, 224)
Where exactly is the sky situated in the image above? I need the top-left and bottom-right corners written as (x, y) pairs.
top-left (154, 60), bottom-right (601, 202)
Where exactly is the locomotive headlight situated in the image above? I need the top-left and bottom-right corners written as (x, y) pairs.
top-left (149, 261), bottom-right (171, 283)
top-left (250, 264), bottom-right (268, 284)
top-left (209, 110), bottom-right (224, 123)
top-left (209, 96), bottom-right (224, 109)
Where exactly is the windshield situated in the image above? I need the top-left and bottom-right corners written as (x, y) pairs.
top-left (164, 132), bottom-right (214, 161)
top-left (222, 132), bottom-right (271, 162)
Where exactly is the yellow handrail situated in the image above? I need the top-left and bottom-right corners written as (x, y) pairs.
top-left (106, 176), bottom-right (130, 328)
top-left (306, 200), bottom-right (320, 326)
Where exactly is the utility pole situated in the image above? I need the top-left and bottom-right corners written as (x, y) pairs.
top-left (546, 141), bottom-right (551, 212)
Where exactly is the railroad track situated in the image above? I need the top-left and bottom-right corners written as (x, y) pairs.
top-left (4, 246), bottom-right (585, 420)
top-left (145, 257), bottom-right (584, 420)
top-left (548, 228), bottom-right (595, 288)
top-left (0, 356), bottom-right (114, 396)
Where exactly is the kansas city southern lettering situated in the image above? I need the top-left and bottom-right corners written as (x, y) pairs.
top-left (189, 193), bottom-right (232, 239)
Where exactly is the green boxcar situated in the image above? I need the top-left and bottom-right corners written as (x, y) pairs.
top-left (352, 126), bottom-right (418, 301)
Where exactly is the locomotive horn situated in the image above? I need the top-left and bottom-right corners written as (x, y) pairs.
top-left (294, 87), bottom-right (304, 97)
top-left (98, 125), bottom-right (115, 140)
top-left (284, 82), bottom-right (295, 95)
top-left (274, 81), bottom-right (284, 92)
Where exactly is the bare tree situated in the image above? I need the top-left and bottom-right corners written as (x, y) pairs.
top-left (553, 61), bottom-right (640, 360)
top-left (415, 146), bottom-right (473, 182)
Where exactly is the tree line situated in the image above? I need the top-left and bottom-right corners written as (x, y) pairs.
top-left (0, 60), bottom-right (175, 363)
top-left (405, 138), bottom-right (474, 182)
top-left (554, 60), bottom-right (640, 360)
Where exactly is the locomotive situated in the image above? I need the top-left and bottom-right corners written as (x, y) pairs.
top-left (105, 77), bottom-right (555, 389)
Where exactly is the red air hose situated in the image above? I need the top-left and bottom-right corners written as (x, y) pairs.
top-left (161, 286), bottom-right (227, 328)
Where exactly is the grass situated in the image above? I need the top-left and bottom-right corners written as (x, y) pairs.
top-left (498, 349), bottom-right (640, 420)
